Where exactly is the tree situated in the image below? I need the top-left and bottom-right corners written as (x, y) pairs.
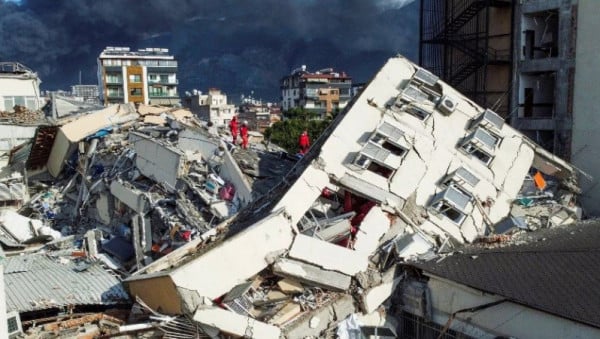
top-left (264, 108), bottom-right (332, 154)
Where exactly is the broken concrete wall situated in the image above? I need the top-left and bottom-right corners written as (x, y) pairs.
top-left (170, 210), bottom-right (294, 301)
top-left (274, 165), bottom-right (330, 226)
top-left (126, 274), bottom-right (182, 314)
top-left (193, 307), bottom-right (281, 339)
top-left (360, 266), bottom-right (402, 314)
top-left (272, 258), bottom-right (352, 292)
top-left (219, 147), bottom-right (253, 206)
top-left (178, 128), bottom-right (219, 159)
top-left (110, 180), bottom-right (149, 214)
top-left (47, 104), bottom-right (138, 176)
top-left (283, 294), bottom-right (356, 339)
top-left (131, 132), bottom-right (185, 191)
top-left (288, 234), bottom-right (369, 276)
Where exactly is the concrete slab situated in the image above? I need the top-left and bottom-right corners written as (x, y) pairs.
top-left (131, 132), bottom-right (185, 191)
top-left (272, 258), bottom-right (351, 292)
top-left (171, 210), bottom-right (294, 299)
top-left (360, 266), bottom-right (403, 314)
top-left (353, 206), bottom-right (390, 256)
top-left (193, 307), bottom-right (281, 339)
top-left (110, 180), bottom-right (149, 214)
top-left (288, 234), bottom-right (369, 276)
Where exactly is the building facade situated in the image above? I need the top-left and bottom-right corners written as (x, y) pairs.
top-left (421, 0), bottom-right (600, 216)
top-left (183, 88), bottom-right (236, 127)
top-left (97, 47), bottom-right (180, 106)
top-left (280, 66), bottom-right (352, 118)
top-left (0, 62), bottom-right (42, 112)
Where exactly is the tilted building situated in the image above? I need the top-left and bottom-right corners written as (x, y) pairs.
top-left (97, 47), bottom-right (180, 107)
top-left (280, 65), bottom-right (352, 118)
top-left (124, 55), bottom-right (581, 338)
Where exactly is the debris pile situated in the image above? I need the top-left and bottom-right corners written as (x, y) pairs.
top-left (0, 56), bottom-right (586, 338)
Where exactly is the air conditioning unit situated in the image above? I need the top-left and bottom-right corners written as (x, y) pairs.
top-left (437, 95), bottom-right (457, 115)
top-left (7, 311), bottom-right (23, 338)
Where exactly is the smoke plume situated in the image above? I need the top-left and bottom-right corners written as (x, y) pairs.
top-left (0, 0), bottom-right (418, 101)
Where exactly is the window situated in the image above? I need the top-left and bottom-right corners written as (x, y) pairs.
top-left (460, 128), bottom-right (499, 165)
top-left (441, 167), bottom-right (480, 192)
top-left (470, 108), bottom-right (504, 133)
top-left (400, 85), bottom-right (429, 103)
top-left (148, 74), bottom-right (159, 83)
top-left (405, 105), bottom-right (431, 121)
top-left (107, 88), bottom-right (123, 97)
top-left (462, 143), bottom-right (493, 165)
top-left (130, 88), bottom-right (142, 96)
top-left (106, 73), bottom-right (122, 83)
top-left (429, 186), bottom-right (472, 225)
top-left (353, 141), bottom-right (398, 178)
top-left (370, 121), bottom-right (411, 157)
top-left (3, 97), bottom-right (14, 111)
top-left (129, 74), bottom-right (141, 83)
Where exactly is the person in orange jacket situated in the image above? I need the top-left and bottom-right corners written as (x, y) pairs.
top-left (229, 116), bottom-right (239, 144)
top-left (299, 129), bottom-right (310, 154)
top-left (240, 120), bottom-right (249, 149)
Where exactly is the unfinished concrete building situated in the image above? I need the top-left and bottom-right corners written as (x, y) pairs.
top-left (419, 0), bottom-right (513, 117)
top-left (124, 55), bottom-right (581, 338)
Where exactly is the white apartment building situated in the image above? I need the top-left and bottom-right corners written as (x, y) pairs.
top-left (0, 62), bottom-right (42, 112)
top-left (97, 47), bottom-right (180, 106)
top-left (183, 88), bottom-right (236, 127)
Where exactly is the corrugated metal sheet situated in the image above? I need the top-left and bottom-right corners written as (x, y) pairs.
top-left (4, 253), bottom-right (130, 312)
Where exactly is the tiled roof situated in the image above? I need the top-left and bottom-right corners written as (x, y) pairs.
top-left (409, 220), bottom-right (600, 328)
top-left (4, 253), bottom-right (130, 313)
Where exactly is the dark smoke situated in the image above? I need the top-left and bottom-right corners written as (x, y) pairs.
top-left (0, 0), bottom-right (418, 101)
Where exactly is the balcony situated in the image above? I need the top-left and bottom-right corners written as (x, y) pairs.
top-left (106, 92), bottom-right (124, 98)
top-left (148, 79), bottom-right (178, 85)
top-left (148, 92), bottom-right (179, 98)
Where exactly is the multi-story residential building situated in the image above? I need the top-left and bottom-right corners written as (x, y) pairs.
top-left (420, 0), bottom-right (600, 215)
top-left (70, 85), bottom-right (100, 105)
top-left (183, 88), bottom-right (236, 127)
top-left (0, 62), bottom-right (42, 112)
top-left (238, 100), bottom-right (278, 133)
top-left (97, 47), bottom-right (180, 106)
top-left (280, 66), bottom-right (352, 118)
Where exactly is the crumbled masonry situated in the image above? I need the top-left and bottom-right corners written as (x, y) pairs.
top-left (0, 55), bottom-right (585, 338)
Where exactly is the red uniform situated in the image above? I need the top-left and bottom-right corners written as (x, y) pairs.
top-left (229, 117), bottom-right (239, 144)
top-left (299, 131), bottom-right (310, 154)
top-left (240, 124), bottom-right (249, 149)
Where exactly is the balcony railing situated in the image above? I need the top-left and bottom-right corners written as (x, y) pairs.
top-left (148, 93), bottom-right (178, 98)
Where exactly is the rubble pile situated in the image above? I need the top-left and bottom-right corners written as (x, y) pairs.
top-left (0, 105), bottom-right (44, 124)
top-left (0, 56), bottom-right (587, 338)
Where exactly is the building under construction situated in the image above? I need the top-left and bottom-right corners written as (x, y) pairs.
top-left (419, 0), bottom-right (513, 117)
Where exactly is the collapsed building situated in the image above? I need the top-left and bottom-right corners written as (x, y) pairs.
top-left (0, 55), bottom-right (587, 338)
top-left (0, 100), bottom-right (297, 337)
top-left (118, 55), bottom-right (584, 338)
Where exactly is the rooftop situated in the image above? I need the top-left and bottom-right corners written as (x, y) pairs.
top-left (409, 220), bottom-right (600, 328)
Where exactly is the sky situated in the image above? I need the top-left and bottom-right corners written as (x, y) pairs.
top-left (0, 0), bottom-right (419, 102)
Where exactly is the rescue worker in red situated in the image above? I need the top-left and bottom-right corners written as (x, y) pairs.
top-left (299, 129), bottom-right (310, 155)
top-left (240, 120), bottom-right (249, 149)
top-left (229, 116), bottom-right (239, 144)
